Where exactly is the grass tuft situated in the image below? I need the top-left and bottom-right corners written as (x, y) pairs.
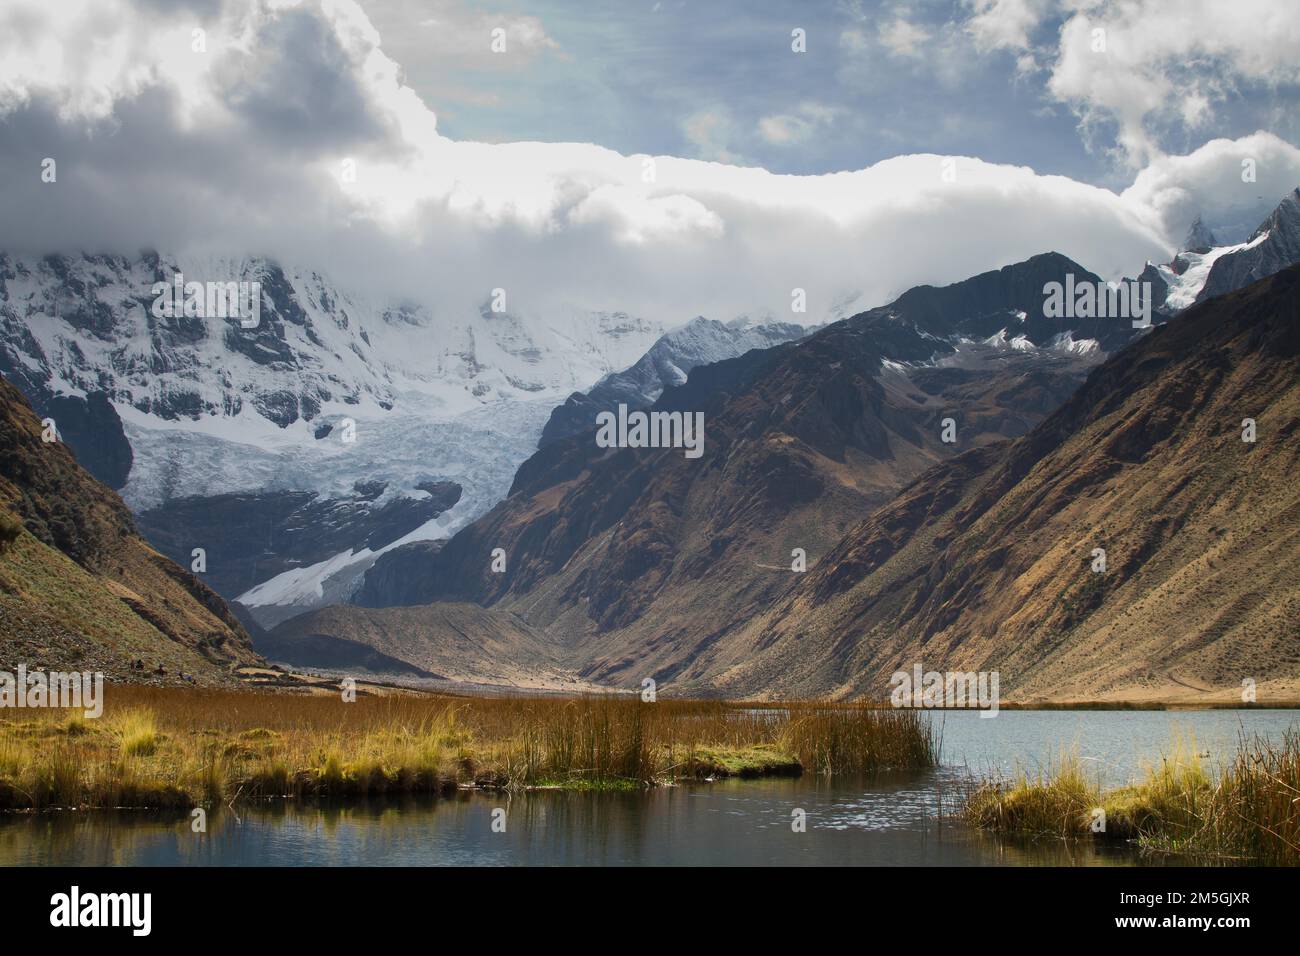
top-left (964, 732), bottom-right (1300, 864)
top-left (112, 709), bottom-right (159, 757)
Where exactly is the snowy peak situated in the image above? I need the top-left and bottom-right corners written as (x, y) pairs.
top-left (1182, 216), bottom-right (1218, 254)
top-left (1250, 187), bottom-right (1300, 243)
top-left (1154, 236), bottom-right (1265, 312)
top-left (1195, 188), bottom-right (1300, 304)
top-left (0, 250), bottom-right (667, 437)
top-left (537, 315), bottom-right (808, 447)
top-left (1139, 188), bottom-right (1300, 314)
top-left (1048, 330), bottom-right (1101, 357)
top-left (650, 316), bottom-right (807, 377)
top-left (0, 248), bottom-right (672, 620)
top-left (981, 328), bottom-right (1036, 351)
top-left (2, 251), bottom-right (395, 430)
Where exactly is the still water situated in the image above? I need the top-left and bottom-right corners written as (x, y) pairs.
top-left (1, 709), bottom-right (1294, 866)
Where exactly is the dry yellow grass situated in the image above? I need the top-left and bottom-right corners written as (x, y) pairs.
top-left (0, 686), bottom-right (936, 808)
top-left (964, 732), bottom-right (1300, 864)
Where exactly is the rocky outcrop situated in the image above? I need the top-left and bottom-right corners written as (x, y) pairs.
top-left (354, 540), bottom-right (445, 608)
top-left (137, 482), bottom-right (462, 602)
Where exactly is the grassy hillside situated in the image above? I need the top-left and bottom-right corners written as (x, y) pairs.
top-left (0, 376), bottom-right (259, 682)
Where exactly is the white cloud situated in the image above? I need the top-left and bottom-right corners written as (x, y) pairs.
top-left (0, 0), bottom-right (1296, 333)
top-left (415, 0), bottom-right (557, 66)
top-left (757, 103), bottom-right (840, 146)
top-left (568, 187), bottom-right (725, 245)
top-left (965, 0), bottom-right (1050, 53)
top-left (879, 18), bottom-right (931, 58)
top-left (1046, 0), bottom-right (1300, 167)
top-left (1121, 131), bottom-right (1300, 242)
top-left (839, 27), bottom-right (869, 54)
top-left (956, 1), bottom-right (1300, 166)
top-left (681, 109), bottom-right (742, 163)
top-left (0, 0), bottom-right (204, 122)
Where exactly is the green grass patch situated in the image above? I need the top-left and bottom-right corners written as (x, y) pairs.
top-left (679, 744), bottom-right (803, 779)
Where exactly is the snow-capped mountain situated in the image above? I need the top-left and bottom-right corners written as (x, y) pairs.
top-left (539, 316), bottom-right (810, 447)
top-left (0, 250), bottom-right (830, 625)
top-left (1141, 188), bottom-right (1300, 314)
top-left (0, 250), bottom-right (672, 622)
top-left (1195, 187), bottom-right (1300, 303)
top-left (4, 190), bottom-right (1296, 628)
top-left (0, 252), bottom-right (666, 485)
top-left (234, 313), bottom-right (817, 623)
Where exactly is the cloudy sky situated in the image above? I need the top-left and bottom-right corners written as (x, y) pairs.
top-left (370, 0), bottom-right (1300, 183)
top-left (2, 0), bottom-right (1299, 325)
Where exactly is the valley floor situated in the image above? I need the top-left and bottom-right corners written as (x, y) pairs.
top-left (247, 661), bottom-right (1300, 710)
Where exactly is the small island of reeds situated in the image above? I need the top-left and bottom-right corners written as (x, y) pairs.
top-left (0, 687), bottom-right (937, 810)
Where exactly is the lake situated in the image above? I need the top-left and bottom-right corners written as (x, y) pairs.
top-left (1, 709), bottom-right (1294, 866)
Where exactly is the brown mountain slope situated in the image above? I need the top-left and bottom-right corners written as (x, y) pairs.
top-left (695, 264), bottom-right (1300, 700)
top-left (262, 603), bottom-right (589, 690)
top-left (325, 255), bottom-right (1155, 691)
top-left (360, 252), bottom-right (1108, 613)
top-left (0, 376), bottom-right (260, 682)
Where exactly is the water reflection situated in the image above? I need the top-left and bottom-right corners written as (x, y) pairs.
top-left (0, 777), bottom-right (1170, 867)
top-left (0, 709), bottom-right (1293, 866)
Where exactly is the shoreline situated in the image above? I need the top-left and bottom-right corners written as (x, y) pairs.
top-left (232, 666), bottom-right (1300, 710)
